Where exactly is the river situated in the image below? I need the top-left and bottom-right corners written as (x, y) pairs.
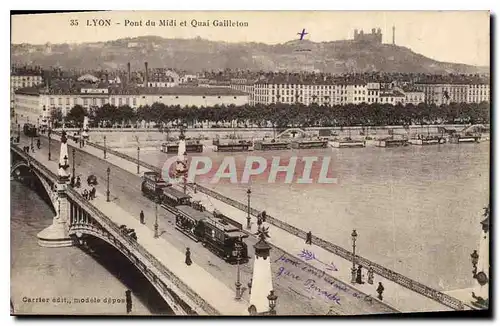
top-left (10, 181), bottom-right (173, 315)
top-left (134, 141), bottom-right (490, 292)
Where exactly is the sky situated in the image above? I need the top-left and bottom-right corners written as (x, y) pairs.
top-left (11, 11), bottom-right (490, 66)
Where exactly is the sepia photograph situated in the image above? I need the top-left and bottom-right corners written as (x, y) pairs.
top-left (9, 10), bottom-right (491, 317)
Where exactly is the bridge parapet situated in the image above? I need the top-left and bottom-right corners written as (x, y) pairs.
top-left (11, 144), bottom-right (221, 316)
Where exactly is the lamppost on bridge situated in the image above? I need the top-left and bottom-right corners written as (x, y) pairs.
top-left (234, 236), bottom-right (243, 300)
top-left (137, 146), bottom-right (140, 174)
top-left (103, 135), bottom-right (107, 159)
top-left (17, 124), bottom-right (20, 142)
top-left (48, 128), bottom-right (52, 160)
top-left (351, 229), bottom-right (358, 284)
top-left (248, 291), bottom-right (278, 316)
top-left (154, 188), bottom-right (163, 239)
top-left (247, 188), bottom-right (251, 229)
top-left (72, 148), bottom-right (76, 178)
top-left (106, 167), bottom-right (111, 202)
top-left (79, 128), bottom-right (83, 148)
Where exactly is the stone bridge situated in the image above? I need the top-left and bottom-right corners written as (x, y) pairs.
top-left (10, 144), bottom-right (220, 316)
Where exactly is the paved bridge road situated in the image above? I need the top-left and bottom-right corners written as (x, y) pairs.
top-left (16, 135), bottom-right (397, 315)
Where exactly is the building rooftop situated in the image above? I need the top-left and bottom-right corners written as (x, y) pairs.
top-left (15, 84), bottom-right (249, 97)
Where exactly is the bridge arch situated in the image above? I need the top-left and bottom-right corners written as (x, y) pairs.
top-left (68, 222), bottom-right (194, 315)
top-left (11, 159), bottom-right (57, 212)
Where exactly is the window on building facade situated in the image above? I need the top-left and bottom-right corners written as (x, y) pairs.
top-left (50, 98), bottom-right (54, 105)
top-left (118, 98), bottom-right (122, 106)
top-left (133, 98), bottom-right (137, 105)
top-left (83, 98), bottom-right (88, 105)
top-left (111, 98), bottom-right (115, 105)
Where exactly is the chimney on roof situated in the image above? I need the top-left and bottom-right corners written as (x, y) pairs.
top-left (127, 62), bottom-right (131, 84)
top-left (144, 62), bottom-right (148, 87)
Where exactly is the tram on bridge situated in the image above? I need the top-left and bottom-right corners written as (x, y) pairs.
top-left (140, 172), bottom-right (249, 263)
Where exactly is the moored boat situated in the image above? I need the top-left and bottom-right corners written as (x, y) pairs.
top-left (376, 139), bottom-right (409, 147)
top-left (329, 139), bottom-right (366, 148)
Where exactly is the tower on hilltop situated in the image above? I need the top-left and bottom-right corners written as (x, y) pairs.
top-left (392, 25), bottom-right (396, 45)
top-left (353, 27), bottom-right (382, 44)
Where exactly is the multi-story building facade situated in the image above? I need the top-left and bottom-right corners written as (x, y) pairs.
top-left (253, 82), bottom-right (337, 106)
top-left (467, 83), bottom-right (490, 103)
top-left (414, 79), bottom-right (490, 105)
top-left (366, 82), bottom-right (381, 104)
top-left (400, 87), bottom-right (425, 105)
top-left (379, 90), bottom-right (405, 105)
top-left (14, 82), bottom-right (249, 126)
top-left (334, 80), bottom-right (367, 105)
top-left (10, 72), bottom-right (43, 109)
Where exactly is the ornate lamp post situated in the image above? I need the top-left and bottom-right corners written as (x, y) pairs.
top-left (471, 250), bottom-right (479, 278)
top-left (79, 129), bottom-right (83, 148)
top-left (106, 167), bottom-right (110, 202)
top-left (247, 188), bottom-right (251, 229)
top-left (154, 188), bottom-right (162, 238)
top-left (137, 146), bottom-right (140, 174)
top-left (103, 135), bottom-right (107, 159)
top-left (72, 148), bottom-right (76, 178)
top-left (234, 237), bottom-right (243, 300)
top-left (48, 128), bottom-right (51, 160)
top-left (267, 290), bottom-right (278, 315)
top-left (351, 229), bottom-right (358, 284)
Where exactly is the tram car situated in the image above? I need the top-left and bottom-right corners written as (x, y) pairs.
top-left (175, 205), bottom-right (249, 263)
top-left (141, 171), bottom-right (170, 200)
top-left (23, 124), bottom-right (38, 137)
top-left (160, 186), bottom-right (192, 214)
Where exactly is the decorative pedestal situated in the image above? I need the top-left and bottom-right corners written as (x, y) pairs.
top-left (37, 220), bottom-right (73, 248)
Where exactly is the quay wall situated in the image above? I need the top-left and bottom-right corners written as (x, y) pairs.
top-left (55, 124), bottom-right (475, 149)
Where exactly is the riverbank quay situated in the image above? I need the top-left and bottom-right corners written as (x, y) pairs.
top-left (51, 124), bottom-right (485, 149)
top-left (39, 132), bottom-right (471, 313)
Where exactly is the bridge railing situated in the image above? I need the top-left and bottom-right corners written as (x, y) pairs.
top-left (66, 187), bottom-right (221, 316)
top-left (191, 183), bottom-right (466, 311)
top-left (38, 136), bottom-right (467, 311)
top-left (11, 145), bottom-right (220, 316)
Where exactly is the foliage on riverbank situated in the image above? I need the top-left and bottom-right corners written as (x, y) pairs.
top-left (57, 101), bottom-right (490, 129)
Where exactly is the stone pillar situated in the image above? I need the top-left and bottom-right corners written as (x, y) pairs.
top-left (37, 131), bottom-right (73, 248)
top-left (247, 225), bottom-right (275, 315)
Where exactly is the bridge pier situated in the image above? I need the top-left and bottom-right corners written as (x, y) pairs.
top-left (37, 186), bottom-right (74, 248)
top-left (37, 130), bottom-right (74, 248)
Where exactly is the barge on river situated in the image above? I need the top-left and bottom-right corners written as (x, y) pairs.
top-left (330, 140), bottom-right (366, 148)
top-left (408, 137), bottom-right (445, 145)
top-left (161, 140), bottom-right (204, 153)
top-left (290, 139), bottom-right (328, 149)
top-left (376, 139), bottom-right (409, 147)
top-left (254, 140), bottom-right (290, 150)
top-left (449, 134), bottom-right (481, 143)
top-left (213, 140), bottom-right (253, 152)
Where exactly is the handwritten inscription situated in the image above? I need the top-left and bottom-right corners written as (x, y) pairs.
top-left (298, 249), bottom-right (338, 272)
top-left (275, 253), bottom-right (367, 305)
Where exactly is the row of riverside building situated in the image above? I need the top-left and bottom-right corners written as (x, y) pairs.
top-left (12, 65), bottom-right (490, 127)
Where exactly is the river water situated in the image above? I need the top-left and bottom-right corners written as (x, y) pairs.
top-left (10, 181), bottom-right (172, 315)
top-left (135, 141), bottom-right (490, 292)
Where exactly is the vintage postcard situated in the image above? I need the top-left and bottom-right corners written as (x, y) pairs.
top-left (10, 10), bottom-right (490, 316)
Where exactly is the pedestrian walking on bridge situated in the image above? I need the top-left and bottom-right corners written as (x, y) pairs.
top-left (247, 278), bottom-right (253, 295)
top-left (185, 247), bottom-right (192, 266)
top-left (367, 266), bottom-right (374, 285)
top-left (377, 282), bottom-right (385, 301)
top-left (36, 138), bottom-right (41, 149)
top-left (140, 210), bottom-right (145, 224)
top-left (306, 231), bottom-right (312, 245)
